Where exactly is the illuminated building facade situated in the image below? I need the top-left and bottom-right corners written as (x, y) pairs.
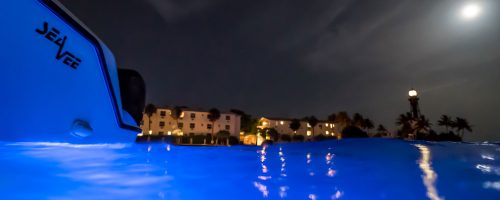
top-left (141, 107), bottom-right (241, 138)
top-left (257, 117), bottom-right (337, 138)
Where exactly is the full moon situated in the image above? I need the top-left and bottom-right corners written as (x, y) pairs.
top-left (461, 3), bottom-right (481, 19)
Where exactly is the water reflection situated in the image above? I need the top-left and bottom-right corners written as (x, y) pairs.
top-left (415, 144), bottom-right (443, 200)
top-left (483, 181), bottom-right (500, 190)
top-left (332, 190), bottom-right (344, 199)
top-left (325, 152), bottom-right (336, 177)
top-left (7, 142), bottom-right (172, 199)
top-left (255, 145), bottom-right (270, 198)
top-left (253, 181), bottom-right (269, 197)
top-left (306, 152), bottom-right (314, 176)
top-left (279, 186), bottom-right (289, 198)
top-left (279, 146), bottom-right (287, 177)
top-left (481, 154), bottom-right (495, 160)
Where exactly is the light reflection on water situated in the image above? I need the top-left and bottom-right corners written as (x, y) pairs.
top-left (0, 139), bottom-right (499, 199)
top-left (415, 144), bottom-right (443, 200)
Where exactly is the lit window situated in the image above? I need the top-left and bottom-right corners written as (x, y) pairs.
top-left (180, 112), bottom-right (185, 118)
top-left (307, 130), bottom-right (312, 136)
top-left (167, 131), bottom-right (172, 135)
top-left (262, 121), bottom-right (268, 126)
top-left (326, 131), bottom-right (329, 135)
top-left (307, 123), bottom-right (311, 128)
top-left (280, 121), bottom-right (284, 125)
top-left (325, 123), bottom-right (329, 127)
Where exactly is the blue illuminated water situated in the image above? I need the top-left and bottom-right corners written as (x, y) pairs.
top-left (0, 139), bottom-right (498, 199)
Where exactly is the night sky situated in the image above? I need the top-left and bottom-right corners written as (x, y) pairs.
top-left (59, 0), bottom-right (500, 141)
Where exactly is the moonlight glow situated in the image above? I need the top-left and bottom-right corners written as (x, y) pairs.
top-left (461, 3), bottom-right (481, 19)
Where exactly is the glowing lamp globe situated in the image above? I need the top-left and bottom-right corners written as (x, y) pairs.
top-left (409, 89), bottom-right (418, 97)
top-left (461, 3), bottom-right (481, 20)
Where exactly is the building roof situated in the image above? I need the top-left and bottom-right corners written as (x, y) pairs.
top-left (156, 106), bottom-right (239, 115)
top-left (261, 117), bottom-right (332, 123)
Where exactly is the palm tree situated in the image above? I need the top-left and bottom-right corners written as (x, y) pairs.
top-left (306, 116), bottom-right (318, 138)
top-left (454, 117), bottom-right (472, 138)
top-left (377, 124), bottom-right (388, 136)
top-left (327, 113), bottom-right (337, 123)
top-left (335, 111), bottom-right (351, 132)
top-left (289, 119), bottom-right (301, 135)
top-left (352, 113), bottom-right (365, 128)
top-left (144, 103), bottom-right (157, 133)
top-left (363, 118), bottom-right (374, 133)
top-left (207, 108), bottom-right (221, 143)
top-left (415, 115), bottom-right (432, 139)
top-left (438, 115), bottom-right (453, 134)
top-left (396, 112), bottom-right (413, 138)
top-left (171, 106), bottom-right (183, 129)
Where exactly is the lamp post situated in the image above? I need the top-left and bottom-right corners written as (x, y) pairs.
top-left (408, 88), bottom-right (420, 119)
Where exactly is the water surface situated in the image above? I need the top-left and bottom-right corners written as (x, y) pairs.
top-left (0, 139), bottom-right (498, 199)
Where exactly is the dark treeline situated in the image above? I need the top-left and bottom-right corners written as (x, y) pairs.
top-left (139, 103), bottom-right (472, 144)
top-left (396, 113), bottom-right (472, 141)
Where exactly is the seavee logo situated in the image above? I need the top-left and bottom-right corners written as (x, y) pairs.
top-left (35, 21), bottom-right (82, 69)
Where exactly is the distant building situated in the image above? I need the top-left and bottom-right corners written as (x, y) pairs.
top-left (257, 117), bottom-right (338, 138)
top-left (141, 107), bottom-right (241, 138)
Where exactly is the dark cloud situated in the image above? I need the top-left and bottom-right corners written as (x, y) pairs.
top-left (60, 0), bottom-right (500, 141)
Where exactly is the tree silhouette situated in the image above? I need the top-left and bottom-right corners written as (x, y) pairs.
top-left (327, 113), bottom-right (337, 123)
top-left (144, 103), bottom-right (157, 133)
top-left (289, 118), bottom-right (301, 135)
top-left (352, 113), bottom-right (365, 128)
top-left (438, 115), bottom-right (453, 134)
top-left (263, 128), bottom-right (280, 142)
top-left (306, 116), bottom-right (318, 138)
top-left (363, 118), bottom-right (375, 133)
top-left (454, 117), bottom-right (472, 138)
top-left (415, 115), bottom-right (432, 139)
top-left (377, 124), bottom-right (388, 136)
top-left (171, 106), bottom-right (183, 130)
top-left (335, 111), bottom-right (351, 132)
top-left (208, 108), bottom-right (221, 142)
top-left (396, 112), bottom-right (413, 138)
